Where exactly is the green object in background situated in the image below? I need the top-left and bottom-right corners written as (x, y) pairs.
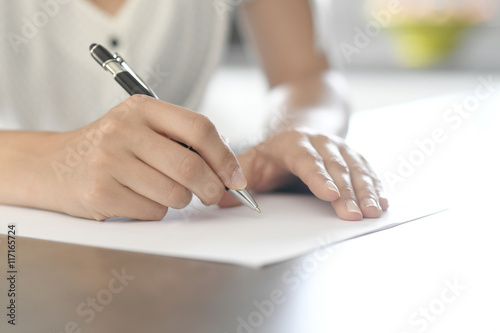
top-left (387, 22), bottom-right (470, 68)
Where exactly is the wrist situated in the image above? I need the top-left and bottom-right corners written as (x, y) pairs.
top-left (0, 131), bottom-right (68, 210)
top-left (267, 107), bottom-right (349, 140)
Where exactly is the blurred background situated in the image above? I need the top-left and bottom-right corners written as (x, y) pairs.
top-left (327, 0), bottom-right (500, 70)
top-left (202, 0), bottom-right (500, 145)
top-left (224, 0), bottom-right (500, 70)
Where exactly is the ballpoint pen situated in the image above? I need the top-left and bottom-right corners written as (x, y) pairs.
top-left (89, 43), bottom-right (261, 213)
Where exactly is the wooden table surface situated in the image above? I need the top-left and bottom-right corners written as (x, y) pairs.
top-left (1, 205), bottom-right (499, 333)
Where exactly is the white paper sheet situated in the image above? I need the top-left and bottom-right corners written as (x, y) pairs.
top-left (0, 194), bottom-right (443, 268)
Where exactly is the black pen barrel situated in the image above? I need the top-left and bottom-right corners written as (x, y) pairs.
top-left (114, 71), bottom-right (154, 97)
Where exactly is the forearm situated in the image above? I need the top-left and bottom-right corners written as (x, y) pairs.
top-left (0, 130), bottom-right (61, 208)
top-left (265, 70), bottom-right (351, 138)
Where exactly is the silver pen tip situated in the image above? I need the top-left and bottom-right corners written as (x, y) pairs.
top-left (255, 207), bottom-right (261, 213)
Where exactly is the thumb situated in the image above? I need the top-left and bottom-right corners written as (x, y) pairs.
top-left (218, 147), bottom-right (258, 208)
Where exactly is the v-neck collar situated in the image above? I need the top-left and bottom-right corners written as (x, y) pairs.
top-left (76, 0), bottom-right (139, 25)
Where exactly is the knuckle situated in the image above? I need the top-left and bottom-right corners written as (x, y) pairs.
top-left (294, 144), bottom-right (319, 161)
top-left (373, 179), bottom-right (384, 190)
top-left (313, 134), bottom-right (331, 145)
top-left (123, 94), bottom-right (148, 112)
top-left (338, 184), bottom-right (356, 199)
top-left (100, 114), bottom-right (129, 137)
top-left (350, 164), bottom-right (370, 176)
top-left (218, 150), bottom-right (238, 179)
top-left (355, 183), bottom-right (376, 196)
top-left (191, 115), bottom-right (216, 141)
top-left (365, 169), bottom-right (378, 180)
top-left (83, 147), bottom-right (116, 170)
top-left (82, 182), bottom-right (108, 208)
top-left (109, 95), bottom-right (146, 120)
top-left (362, 194), bottom-right (378, 201)
top-left (288, 147), bottom-right (321, 176)
top-left (285, 128), bottom-right (307, 141)
top-left (85, 150), bottom-right (110, 170)
top-left (294, 145), bottom-right (309, 158)
top-left (200, 183), bottom-right (225, 206)
top-left (179, 153), bottom-right (203, 182)
top-left (359, 174), bottom-right (375, 187)
top-left (325, 157), bottom-right (349, 174)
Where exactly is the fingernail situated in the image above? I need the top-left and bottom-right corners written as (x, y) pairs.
top-left (231, 167), bottom-right (247, 189)
top-left (361, 198), bottom-right (381, 210)
top-left (345, 200), bottom-right (362, 215)
top-left (379, 196), bottom-right (389, 209)
top-left (326, 180), bottom-right (340, 196)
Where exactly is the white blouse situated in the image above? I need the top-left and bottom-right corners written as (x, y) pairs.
top-left (0, 0), bottom-right (231, 131)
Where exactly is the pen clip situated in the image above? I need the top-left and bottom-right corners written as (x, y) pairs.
top-left (113, 53), bottom-right (158, 99)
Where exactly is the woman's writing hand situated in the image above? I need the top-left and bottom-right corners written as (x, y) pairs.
top-left (46, 95), bottom-right (246, 220)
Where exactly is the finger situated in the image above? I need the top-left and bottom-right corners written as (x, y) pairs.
top-left (310, 138), bottom-right (363, 221)
top-left (218, 145), bottom-right (291, 208)
top-left (218, 191), bottom-right (239, 208)
top-left (218, 147), bottom-right (259, 208)
top-left (131, 130), bottom-right (225, 206)
top-left (361, 156), bottom-right (389, 211)
top-left (271, 134), bottom-right (341, 202)
top-left (339, 146), bottom-right (383, 218)
top-left (86, 179), bottom-right (169, 221)
top-left (112, 157), bottom-right (193, 209)
top-left (124, 95), bottom-right (247, 190)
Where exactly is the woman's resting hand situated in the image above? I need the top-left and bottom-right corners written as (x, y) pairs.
top-left (218, 128), bottom-right (389, 221)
